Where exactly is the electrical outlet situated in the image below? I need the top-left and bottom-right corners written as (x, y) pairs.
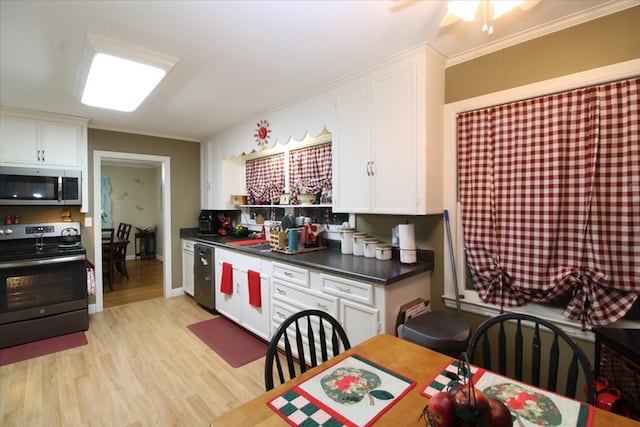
top-left (84, 217), bottom-right (92, 227)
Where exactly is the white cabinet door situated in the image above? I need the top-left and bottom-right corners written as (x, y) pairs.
top-left (240, 271), bottom-right (270, 340)
top-left (0, 114), bottom-right (85, 168)
top-left (40, 121), bottom-right (84, 167)
top-left (214, 248), bottom-right (270, 340)
top-left (333, 82), bottom-right (370, 213)
top-left (201, 140), bottom-right (244, 210)
top-left (370, 65), bottom-right (418, 214)
top-left (0, 115), bottom-right (40, 164)
top-left (340, 299), bottom-right (379, 347)
top-left (182, 240), bottom-right (195, 296)
top-left (215, 253), bottom-right (242, 323)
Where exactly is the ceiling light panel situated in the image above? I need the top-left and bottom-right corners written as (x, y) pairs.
top-left (77, 34), bottom-right (177, 112)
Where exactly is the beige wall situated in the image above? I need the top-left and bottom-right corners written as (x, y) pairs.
top-left (446, 6), bottom-right (640, 103)
top-left (87, 129), bottom-right (201, 289)
top-left (438, 6), bottom-right (640, 359)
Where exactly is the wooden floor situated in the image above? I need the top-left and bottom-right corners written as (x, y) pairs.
top-left (103, 258), bottom-right (164, 308)
top-left (0, 296), bottom-right (266, 426)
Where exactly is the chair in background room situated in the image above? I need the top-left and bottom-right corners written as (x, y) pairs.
top-left (264, 309), bottom-right (351, 391)
top-left (113, 222), bottom-right (132, 278)
top-left (101, 228), bottom-right (114, 290)
top-left (466, 312), bottom-right (596, 404)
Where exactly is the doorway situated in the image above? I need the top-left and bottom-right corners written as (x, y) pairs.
top-left (92, 150), bottom-right (172, 312)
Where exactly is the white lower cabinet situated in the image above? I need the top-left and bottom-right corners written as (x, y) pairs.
top-left (182, 239), bottom-right (195, 296)
top-left (214, 248), bottom-right (271, 340)
top-left (220, 250), bottom-right (431, 347)
top-left (339, 299), bottom-right (379, 347)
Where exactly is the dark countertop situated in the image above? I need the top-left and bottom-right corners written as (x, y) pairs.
top-left (180, 228), bottom-right (433, 285)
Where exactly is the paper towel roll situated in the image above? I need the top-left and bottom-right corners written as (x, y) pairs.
top-left (398, 224), bottom-right (416, 250)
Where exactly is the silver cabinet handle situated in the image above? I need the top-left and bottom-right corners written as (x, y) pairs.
top-left (317, 302), bottom-right (328, 310)
top-left (366, 161), bottom-right (372, 176)
top-left (276, 311), bottom-right (286, 319)
top-left (338, 286), bottom-right (352, 294)
top-left (276, 288), bottom-right (286, 295)
top-left (369, 160), bottom-right (375, 176)
top-left (284, 271), bottom-right (294, 278)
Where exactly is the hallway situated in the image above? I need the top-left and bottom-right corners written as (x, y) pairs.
top-left (103, 258), bottom-right (163, 308)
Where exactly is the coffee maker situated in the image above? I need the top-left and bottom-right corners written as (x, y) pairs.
top-left (198, 210), bottom-right (221, 235)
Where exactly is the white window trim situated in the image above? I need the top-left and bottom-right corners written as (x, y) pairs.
top-left (442, 59), bottom-right (640, 343)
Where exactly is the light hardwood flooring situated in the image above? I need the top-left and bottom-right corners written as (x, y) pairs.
top-left (104, 258), bottom-right (164, 308)
top-left (0, 295), bottom-right (266, 426)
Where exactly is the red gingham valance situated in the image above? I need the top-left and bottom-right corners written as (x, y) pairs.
top-left (458, 77), bottom-right (639, 327)
top-left (288, 143), bottom-right (332, 204)
top-left (245, 153), bottom-right (285, 204)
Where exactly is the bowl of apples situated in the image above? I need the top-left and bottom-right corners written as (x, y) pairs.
top-left (424, 355), bottom-right (513, 427)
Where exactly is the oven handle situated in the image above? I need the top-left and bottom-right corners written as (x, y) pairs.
top-left (0, 254), bottom-right (86, 269)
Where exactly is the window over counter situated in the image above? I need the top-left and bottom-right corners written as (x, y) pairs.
top-left (245, 153), bottom-right (284, 205)
top-left (242, 131), bottom-right (333, 207)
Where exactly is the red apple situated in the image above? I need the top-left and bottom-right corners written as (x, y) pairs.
top-left (454, 386), bottom-right (490, 424)
top-left (428, 391), bottom-right (458, 427)
top-left (487, 397), bottom-right (513, 427)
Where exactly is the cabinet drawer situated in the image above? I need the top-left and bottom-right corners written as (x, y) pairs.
top-left (272, 279), bottom-right (337, 315)
top-left (182, 239), bottom-right (195, 252)
top-left (319, 273), bottom-right (374, 306)
top-left (272, 262), bottom-right (309, 288)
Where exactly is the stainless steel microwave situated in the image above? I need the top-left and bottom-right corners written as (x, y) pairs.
top-left (0, 166), bottom-right (81, 205)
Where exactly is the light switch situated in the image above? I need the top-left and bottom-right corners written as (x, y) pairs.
top-left (85, 217), bottom-right (92, 227)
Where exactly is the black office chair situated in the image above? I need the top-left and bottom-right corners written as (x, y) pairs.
top-left (264, 309), bottom-right (351, 391)
top-left (466, 312), bottom-right (595, 404)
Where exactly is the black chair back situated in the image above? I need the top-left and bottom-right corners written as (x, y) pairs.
top-left (264, 309), bottom-right (351, 391)
top-left (466, 312), bottom-right (595, 404)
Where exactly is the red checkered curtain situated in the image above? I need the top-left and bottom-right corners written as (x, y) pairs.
top-left (288, 143), bottom-right (332, 204)
top-left (458, 77), bottom-right (639, 327)
top-left (245, 153), bottom-right (285, 204)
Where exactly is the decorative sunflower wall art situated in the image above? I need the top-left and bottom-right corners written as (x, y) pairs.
top-left (254, 119), bottom-right (271, 148)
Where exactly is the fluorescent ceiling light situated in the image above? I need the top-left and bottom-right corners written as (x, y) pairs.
top-left (77, 34), bottom-right (176, 112)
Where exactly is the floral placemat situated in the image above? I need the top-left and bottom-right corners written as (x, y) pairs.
top-left (421, 360), bottom-right (594, 427)
top-left (267, 354), bottom-right (415, 427)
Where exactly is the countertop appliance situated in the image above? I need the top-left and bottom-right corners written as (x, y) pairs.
top-left (194, 243), bottom-right (215, 310)
top-left (198, 210), bottom-right (221, 235)
top-left (0, 222), bottom-right (88, 348)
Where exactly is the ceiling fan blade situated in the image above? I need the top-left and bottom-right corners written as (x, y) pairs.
top-left (440, 10), bottom-right (461, 27)
top-left (519, 0), bottom-right (541, 11)
top-left (389, 0), bottom-right (422, 13)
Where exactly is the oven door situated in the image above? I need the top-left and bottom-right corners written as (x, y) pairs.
top-left (0, 254), bottom-right (88, 325)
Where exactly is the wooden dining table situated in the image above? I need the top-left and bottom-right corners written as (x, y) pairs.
top-left (211, 334), bottom-right (638, 427)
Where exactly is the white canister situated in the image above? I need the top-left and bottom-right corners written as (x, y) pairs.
top-left (375, 243), bottom-right (392, 261)
top-left (363, 237), bottom-right (379, 258)
top-left (340, 227), bottom-right (355, 254)
top-left (352, 232), bottom-right (367, 256)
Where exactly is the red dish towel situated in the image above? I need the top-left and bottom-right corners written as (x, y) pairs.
top-left (247, 270), bottom-right (261, 308)
top-left (221, 262), bottom-right (233, 295)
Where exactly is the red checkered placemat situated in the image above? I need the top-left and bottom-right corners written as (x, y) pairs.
top-left (421, 360), bottom-right (594, 427)
top-left (267, 354), bottom-right (415, 427)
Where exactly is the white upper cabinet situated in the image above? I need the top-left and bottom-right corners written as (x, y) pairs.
top-left (333, 45), bottom-right (444, 215)
top-left (1, 107), bottom-right (90, 212)
top-left (200, 140), bottom-right (244, 210)
top-left (0, 108), bottom-right (88, 169)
